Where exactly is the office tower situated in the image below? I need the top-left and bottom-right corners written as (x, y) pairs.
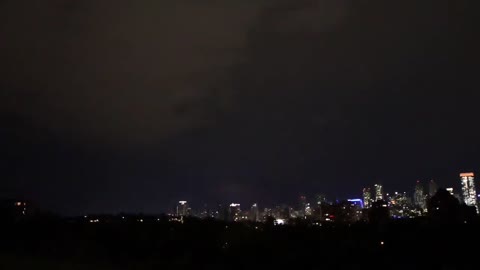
top-left (250, 203), bottom-right (259, 222)
top-left (460, 172), bottom-right (478, 211)
top-left (429, 180), bottom-right (438, 197)
top-left (176, 201), bottom-right (189, 216)
top-left (305, 203), bottom-right (313, 216)
top-left (414, 181), bottom-right (426, 210)
top-left (374, 184), bottom-right (383, 201)
top-left (229, 203), bottom-right (241, 221)
top-left (363, 188), bottom-right (372, 209)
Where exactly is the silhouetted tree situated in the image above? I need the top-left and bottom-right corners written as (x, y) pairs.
top-left (427, 188), bottom-right (461, 223)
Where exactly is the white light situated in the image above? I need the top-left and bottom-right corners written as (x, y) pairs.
top-left (274, 219), bottom-right (286, 225)
top-left (380, 241), bottom-right (384, 245)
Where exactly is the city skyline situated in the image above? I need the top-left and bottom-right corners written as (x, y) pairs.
top-left (77, 172), bottom-right (480, 215)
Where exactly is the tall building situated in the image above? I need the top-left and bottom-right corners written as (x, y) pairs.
top-left (363, 188), bottom-right (372, 209)
top-left (176, 201), bottom-right (189, 216)
top-left (460, 172), bottom-right (478, 211)
top-left (414, 181), bottom-right (426, 210)
top-left (305, 203), bottom-right (313, 216)
top-left (229, 203), bottom-right (241, 221)
top-left (429, 180), bottom-right (438, 197)
top-left (374, 184), bottom-right (383, 201)
top-left (249, 203), bottom-right (259, 222)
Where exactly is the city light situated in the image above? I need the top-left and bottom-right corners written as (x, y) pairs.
top-left (347, 199), bottom-right (364, 209)
top-left (460, 172), bottom-right (478, 212)
top-left (274, 219), bottom-right (286, 225)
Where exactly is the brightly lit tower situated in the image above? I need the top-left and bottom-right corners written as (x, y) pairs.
top-left (414, 181), bottom-right (426, 210)
top-left (363, 188), bottom-right (372, 209)
top-left (177, 201), bottom-right (189, 216)
top-left (460, 172), bottom-right (478, 212)
top-left (374, 184), bottom-right (383, 201)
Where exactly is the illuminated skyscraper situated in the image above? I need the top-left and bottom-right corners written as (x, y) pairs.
top-left (414, 181), bottom-right (426, 210)
top-left (429, 180), bottom-right (438, 197)
top-left (249, 203), bottom-right (259, 222)
top-left (363, 188), bottom-right (372, 209)
top-left (177, 201), bottom-right (189, 216)
top-left (229, 203), bottom-right (241, 221)
top-left (305, 203), bottom-right (313, 216)
top-left (374, 184), bottom-right (383, 201)
top-left (460, 172), bottom-right (478, 211)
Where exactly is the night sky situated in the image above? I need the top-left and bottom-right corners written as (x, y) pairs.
top-left (1, 0), bottom-right (478, 215)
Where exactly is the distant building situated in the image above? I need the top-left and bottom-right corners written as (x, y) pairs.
top-left (249, 203), bottom-right (259, 222)
top-left (0, 199), bottom-right (29, 222)
top-left (363, 188), bottom-right (372, 209)
top-left (305, 203), bottom-right (313, 217)
top-left (414, 181), bottom-right (426, 211)
top-left (429, 180), bottom-right (438, 197)
top-left (262, 208), bottom-right (273, 221)
top-left (331, 200), bottom-right (362, 223)
top-left (229, 203), bottom-right (241, 222)
top-left (460, 172), bottom-right (478, 212)
top-left (176, 201), bottom-right (189, 217)
top-left (389, 192), bottom-right (414, 218)
top-left (374, 184), bottom-right (383, 201)
top-left (273, 205), bottom-right (290, 220)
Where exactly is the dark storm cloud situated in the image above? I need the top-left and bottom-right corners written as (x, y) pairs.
top-left (0, 0), bottom-right (266, 146)
top-left (166, 0), bottom-right (479, 203)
